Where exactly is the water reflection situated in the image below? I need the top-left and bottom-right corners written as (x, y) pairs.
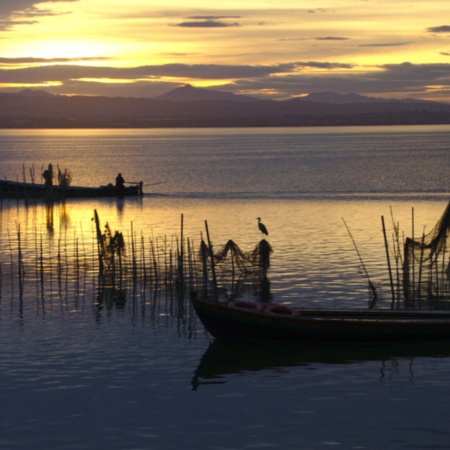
top-left (95, 284), bottom-right (127, 311)
top-left (45, 201), bottom-right (54, 234)
top-left (192, 339), bottom-right (450, 390)
top-left (1, 196), bottom-right (449, 319)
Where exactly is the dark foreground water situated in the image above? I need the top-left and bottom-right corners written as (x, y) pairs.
top-left (1, 126), bottom-right (450, 449)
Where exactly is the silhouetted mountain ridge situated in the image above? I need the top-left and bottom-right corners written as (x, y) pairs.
top-left (302, 91), bottom-right (387, 104)
top-left (1, 86), bottom-right (450, 127)
top-left (15, 89), bottom-right (55, 97)
top-left (153, 84), bottom-right (257, 102)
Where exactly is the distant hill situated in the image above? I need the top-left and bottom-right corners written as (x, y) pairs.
top-left (302, 92), bottom-right (387, 104)
top-left (153, 84), bottom-right (257, 102)
top-left (1, 86), bottom-right (450, 128)
top-left (15, 89), bottom-right (55, 97)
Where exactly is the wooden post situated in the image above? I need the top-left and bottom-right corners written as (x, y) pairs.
top-left (417, 229), bottom-right (426, 309)
top-left (205, 220), bottom-right (218, 300)
top-left (178, 214), bottom-right (184, 287)
top-left (93, 209), bottom-right (104, 274)
top-left (382, 216), bottom-right (396, 309)
top-left (411, 207), bottom-right (415, 304)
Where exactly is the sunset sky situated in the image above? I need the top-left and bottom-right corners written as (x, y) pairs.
top-left (1, 0), bottom-right (450, 101)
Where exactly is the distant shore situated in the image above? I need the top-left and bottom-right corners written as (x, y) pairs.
top-left (3, 86), bottom-right (450, 129)
top-left (1, 116), bottom-right (450, 128)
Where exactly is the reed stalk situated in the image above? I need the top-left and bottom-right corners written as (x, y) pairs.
top-left (411, 207), bottom-right (415, 304)
top-left (141, 234), bottom-right (147, 285)
top-left (150, 237), bottom-right (158, 286)
top-left (178, 214), bottom-right (184, 287)
top-left (0, 208), bottom-right (285, 308)
top-left (7, 230), bottom-right (14, 295)
top-left (131, 222), bottom-right (137, 282)
top-left (16, 223), bottom-right (24, 299)
top-left (417, 230), bottom-right (426, 308)
top-left (381, 215), bottom-right (396, 309)
top-left (205, 220), bottom-right (218, 300)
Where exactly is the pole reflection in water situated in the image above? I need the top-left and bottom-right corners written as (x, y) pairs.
top-left (45, 201), bottom-right (54, 235)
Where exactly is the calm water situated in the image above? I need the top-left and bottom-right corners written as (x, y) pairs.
top-left (1, 126), bottom-right (450, 449)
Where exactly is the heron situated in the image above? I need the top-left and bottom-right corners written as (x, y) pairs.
top-left (257, 217), bottom-right (268, 236)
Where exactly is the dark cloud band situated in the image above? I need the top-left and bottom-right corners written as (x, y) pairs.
top-left (427, 25), bottom-right (450, 33)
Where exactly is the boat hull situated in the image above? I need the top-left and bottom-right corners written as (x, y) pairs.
top-left (0, 180), bottom-right (142, 199)
top-left (192, 298), bottom-right (450, 342)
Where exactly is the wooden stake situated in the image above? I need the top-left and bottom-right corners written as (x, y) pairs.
top-left (205, 220), bottom-right (218, 300)
top-left (382, 215), bottom-right (396, 309)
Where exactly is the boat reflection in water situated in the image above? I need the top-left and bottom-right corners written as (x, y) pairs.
top-left (191, 338), bottom-right (450, 390)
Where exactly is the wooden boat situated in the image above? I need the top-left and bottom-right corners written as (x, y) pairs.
top-left (0, 179), bottom-right (143, 199)
top-left (192, 298), bottom-right (450, 342)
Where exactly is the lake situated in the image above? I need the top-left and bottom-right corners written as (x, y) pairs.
top-left (0, 125), bottom-right (449, 449)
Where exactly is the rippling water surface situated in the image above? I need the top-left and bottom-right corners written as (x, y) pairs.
top-left (1, 125), bottom-right (450, 449)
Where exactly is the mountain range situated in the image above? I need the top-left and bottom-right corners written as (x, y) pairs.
top-left (1, 85), bottom-right (450, 128)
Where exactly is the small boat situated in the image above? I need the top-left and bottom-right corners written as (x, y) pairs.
top-left (0, 179), bottom-right (143, 199)
top-left (192, 298), bottom-right (450, 342)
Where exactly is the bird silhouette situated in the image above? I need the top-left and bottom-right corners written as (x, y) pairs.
top-left (257, 217), bottom-right (268, 236)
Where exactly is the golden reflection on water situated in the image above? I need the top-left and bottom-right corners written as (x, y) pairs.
top-left (0, 196), bottom-right (447, 311)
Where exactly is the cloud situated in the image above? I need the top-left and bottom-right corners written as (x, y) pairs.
top-left (427, 25), bottom-right (450, 33)
top-left (2, 61), bottom-right (450, 102)
top-left (279, 37), bottom-right (308, 42)
top-left (0, 0), bottom-right (76, 30)
top-left (176, 20), bottom-right (238, 28)
top-left (175, 17), bottom-right (240, 28)
top-left (358, 42), bottom-right (412, 47)
top-left (186, 16), bottom-right (241, 20)
top-left (0, 0), bottom-right (76, 11)
top-left (307, 9), bottom-right (329, 14)
top-left (378, 62), bottom-right (450, 82)
top-left (280, 36), bottom-right (349, 42)
top-left (0, 0), bottom-right (41, 14)
top-left (50, 79), bottom-right (174, 98)
top-left (0, 62), bottom-right (358, 84)
top-left (299, 62), bottom-right (353, 69)
top-left (315, 36), bottom-right (349, 41)
top-left (0, 56), bottom-right (109, 64)
top-left (0, 63), bottom-right (288, 83)
top-left (0, 18), bottom-right (38, 30)
top-left (213, 62), bottom-right (450, 101)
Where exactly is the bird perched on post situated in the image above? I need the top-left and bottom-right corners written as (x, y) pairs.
top-left (257, 217), bottom-right (268, 236)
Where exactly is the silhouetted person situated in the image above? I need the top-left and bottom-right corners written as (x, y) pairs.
top-left (42, 164), bottom-right (53, 188)
top-left (116, 173), bottom-right (125, 189)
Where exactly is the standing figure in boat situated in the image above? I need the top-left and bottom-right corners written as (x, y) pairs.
top-left (115, 173), bottom-right (125, 189)
top-left (42, 164), bottom-right (53, 188)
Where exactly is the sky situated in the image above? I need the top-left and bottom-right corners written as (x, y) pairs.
top-left (1, 0), bottom-right (450, 101)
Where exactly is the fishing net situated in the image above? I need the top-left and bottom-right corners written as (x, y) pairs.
top-left (403, 201), bottom-right (450, 308)
top-left (213, 239), bottom-right (273, 276)
top-left (207, 239), bottom-right (273, 300)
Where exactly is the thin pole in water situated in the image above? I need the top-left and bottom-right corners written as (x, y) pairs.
top-left (381, 215), bottom-right (396, 309)
top-left (204, 220), bottom-right (218, 300)
top-left (342, 217), bottom-right (377, 307)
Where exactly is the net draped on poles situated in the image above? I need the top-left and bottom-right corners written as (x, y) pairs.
top-left (403, 201), bottom-right (450, 307)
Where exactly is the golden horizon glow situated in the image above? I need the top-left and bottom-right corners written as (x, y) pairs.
top-left (0, 82), bottom-right (62, 89)
top-left (1, 0), bottom-right (450, 100)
